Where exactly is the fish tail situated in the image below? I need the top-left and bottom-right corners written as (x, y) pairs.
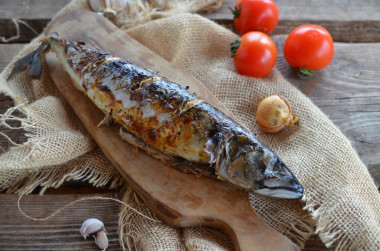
top-left (7, 38), bottom-right (50, 80)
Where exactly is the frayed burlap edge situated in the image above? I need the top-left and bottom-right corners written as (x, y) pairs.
top-left (0, 97), bottom-right (124, 194)
top-left (3, 152), bottom-right (125, 195)
top-left (118, 189), bottom-right (235, 251)
top-left (304, 200), bottom-right (360, 251)
top-left (287, 218), bottom-right (315, 249)
top-left (115, 0), bottom-right (222, 30)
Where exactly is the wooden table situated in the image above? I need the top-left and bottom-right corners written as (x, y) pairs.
top-left (1, 0), bottom-right (379, 250)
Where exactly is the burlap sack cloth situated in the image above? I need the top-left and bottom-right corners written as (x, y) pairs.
top-left (1, 0), bottom-right (379, 250)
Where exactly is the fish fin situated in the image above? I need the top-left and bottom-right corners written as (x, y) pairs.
top-left (119, 128), bottom-right (218, 178)
top-left (119, 128), bottom-right (177, 163)
top-left (7, 41), bottom-right (49, 80)
top-left (170, 161), bottom-right (199, 175)
top-left (97, 113), bottom-right (115, 127)
top-left (7, 50), bottom-right (35, 80)
top-left (119, 128), bottom-right (217, 179)
top-left (170, 161), bottom-right (218, 179)
top-left (28, 51), bottom-right (43, 78)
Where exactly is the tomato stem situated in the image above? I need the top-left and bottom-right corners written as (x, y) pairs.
top-left (229, 3), bottom-right (241, 19)
top-left (230, 40), bottom-right (241, 57)
top-left (297, 67), bottom-right (314, 79)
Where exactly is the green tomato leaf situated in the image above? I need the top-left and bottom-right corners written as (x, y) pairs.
top-left (230, 40), bottom-right (241, 57)
top-left (229, 3), bottom-right (241, 19)
top-left (297, 67), bottom-right (314, 79)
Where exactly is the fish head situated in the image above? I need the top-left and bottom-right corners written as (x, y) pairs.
top-left (248, 150), bottom-right (304, 199)
top-left (216, 137), bottom-right (303, 199)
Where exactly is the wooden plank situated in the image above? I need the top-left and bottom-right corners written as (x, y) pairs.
top-left (207, 0), bottom-right (380, 22)
top-left (0, 0), bottom-right (71, 43)
top-left (42, 181), bottom-right (119, 194)
top-left (0, 19), bottom-right (47, 43)
top-left (0, 193), bottom-right (330, 250)
top-left (0, 42), bottom-right (28, 151)
top-left (0, 44), bottom-right (25, 71)
top-left (0, 0), bottom-right (71, 19)
top-left (205, 0), bottom-right (380, 42)
top-left (0, 44), bottom-right (28, 153)
top-left (1, 0), bottom-right (380, 42)
top-left (272, 35), bottom-right (380, 187)
top-left (0, 193), bottom-right (121, 250)
top-left (0, 94), bottom-right (27, 154)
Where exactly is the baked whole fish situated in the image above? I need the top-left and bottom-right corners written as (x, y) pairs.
top-left (10, 36), bottom-right (303, 199)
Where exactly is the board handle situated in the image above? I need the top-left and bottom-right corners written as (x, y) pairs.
top-left (149, 188), bottom-right (300, 251)
top-left (201, 192), bottom-right (300, 251)
top-left (225, 215), bottom-right (299, 251)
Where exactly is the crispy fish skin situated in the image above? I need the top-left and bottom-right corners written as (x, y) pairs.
top-left (13, 36), bottom-right (303, 199)
top-left (55, 37), bottom-right (246, 164)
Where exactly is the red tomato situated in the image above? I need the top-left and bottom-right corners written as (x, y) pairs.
top-left (232, 0), bottom-right (279, 35)
top-left (231, 31), bottom-right (277, 78)
top-left (284, 25), bottom-right (334, 70)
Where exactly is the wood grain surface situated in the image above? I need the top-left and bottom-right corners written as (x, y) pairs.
top-left (0, 41), bottom-right (28, 153)
top-left (205, 0), bottom-right (380, 42)
top-left (1, 0), bottom-right (380, 42)
top-left (0, 193), bottom-right (121, 251)
top-left (0, 0), bottom-right (70, 43)
top-left (0, 0), bottom-right (379, 250)
top-left (0, 44), bottom-right (26, 71)
top-left (0, 193), bottom-right (332, 251)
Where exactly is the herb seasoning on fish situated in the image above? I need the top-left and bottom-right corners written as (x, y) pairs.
top-left (9, 35), bottom-right (303, 199)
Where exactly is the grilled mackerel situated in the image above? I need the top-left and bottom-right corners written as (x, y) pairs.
top-left (10, 36), bottom-right (303, 199)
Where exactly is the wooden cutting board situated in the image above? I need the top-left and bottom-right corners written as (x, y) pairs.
top-left (46, 10), bottom-right (299, 251)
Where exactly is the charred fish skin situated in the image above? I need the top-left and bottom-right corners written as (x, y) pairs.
top-left (16, 36), bottom-right (303, 199)
top-left (55, 36), bottom-right (227, 164)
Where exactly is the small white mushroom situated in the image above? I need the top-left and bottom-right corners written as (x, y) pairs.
top-left (79, 218), bottom-right (105, 239)
top-left (94, 230), bottom-right (109, 251)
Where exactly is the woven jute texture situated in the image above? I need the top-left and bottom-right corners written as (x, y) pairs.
top-left (1, 0), bottom-right (379, 250)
